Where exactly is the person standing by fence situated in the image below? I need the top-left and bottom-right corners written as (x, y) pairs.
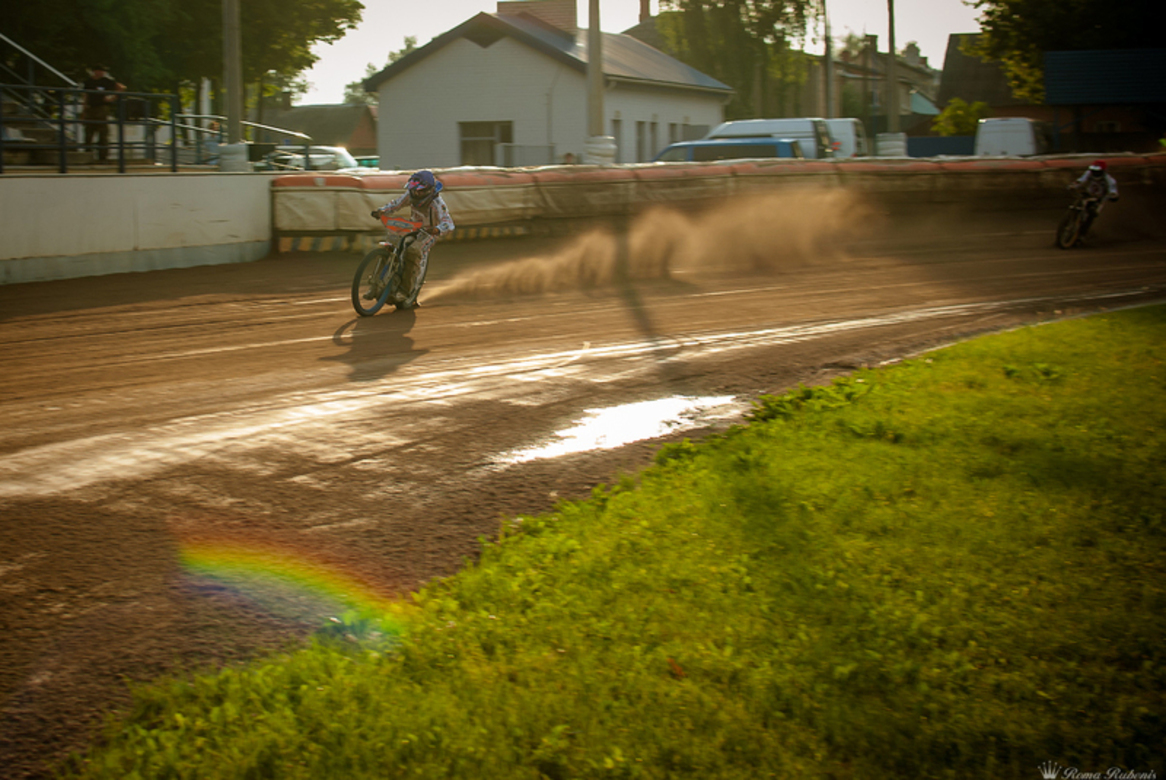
top-left (81, 65), bottom-right (125, 161)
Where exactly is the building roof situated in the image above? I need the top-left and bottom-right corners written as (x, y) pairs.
top-left (909, 90), bottom-right (940, 115)
top-left (1044, 49), bottom-right (1166, 105)
top-left (364, 12), bottom-right (732, 96)
top-left (936, 33), bottom-right (1023, 108)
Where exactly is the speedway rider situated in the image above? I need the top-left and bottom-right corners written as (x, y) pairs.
top-left (1069, 160), bottom-right (1119, 240)
top-left (371, 170), bottom-right (455, 310)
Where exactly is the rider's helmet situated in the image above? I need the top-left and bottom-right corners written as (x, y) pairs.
top-left (405, 170), bottom-right (442, 206)
top-left (1088, 160), bottom-right (1107, 177)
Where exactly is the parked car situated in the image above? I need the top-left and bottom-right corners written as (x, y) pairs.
top-left (824, 118), bottom-right (869, 157)
top-left (254, 145), bottom-right (361, 172)
top-left (705, 118), bottom-right (834, 159)
top-left (653, 137), bottom-right (804, 163)
top-left (974, 118), bottom-right (1052, 156)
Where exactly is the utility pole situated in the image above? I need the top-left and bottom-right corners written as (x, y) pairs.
top-left (223, 0), bottom-right (243, 144)
top-left (886, 0), bottom-right (899, 133)
top-left (583, 0), bottom-right (616, 164)
top-left (823, 1), bottom-right (834, 118)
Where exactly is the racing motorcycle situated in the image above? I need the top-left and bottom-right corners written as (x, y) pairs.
top-left (1055, 193), bottom-right (1100, 250)
top-left (351, 215), bottom-right (423, 316)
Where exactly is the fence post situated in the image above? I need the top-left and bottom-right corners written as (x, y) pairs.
top-left (58, 89), bottom-right (68, 173)
top-left (170, 97), bottom-right (179, 172)
top-left (0, 95), bottom-right (5, 176)
top-left (116, 95), bottom-right (126, 173)
top-left (144, 98), bottom-right (155, 163)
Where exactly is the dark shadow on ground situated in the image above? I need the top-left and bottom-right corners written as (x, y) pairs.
top-left (0, 253), bottom-right (356, 322)
top-left (320, 308), bottom-right (427, 382)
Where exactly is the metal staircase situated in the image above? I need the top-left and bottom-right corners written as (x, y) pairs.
top-left (0, 33), bottom-right (86, 166)
top-left (2, 34), bottom-right (317, 174)
top-left (0, 33), bottom-right (187, 173)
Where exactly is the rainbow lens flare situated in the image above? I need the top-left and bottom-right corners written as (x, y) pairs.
top-left (179, 541), bottom-right (410, 635)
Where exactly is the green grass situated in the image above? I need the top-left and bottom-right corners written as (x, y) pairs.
top-left (64, 306), bottom-right (1166, 779)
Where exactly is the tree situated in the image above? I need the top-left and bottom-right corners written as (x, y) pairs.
top-left (931, 97), bottom-right (989, 136)
top-left (2, 0), bottom-right (362, 96)
top-left (2, 0), bottom-right (182, 88)
top-left (970, 0), bottom-right (1159, 104)
top-left (655, 0), bottom-right (818, 119)
top-left (344, 36), bottom-right (416, 105)
top-left (344, 64), bottom-right (381, 105)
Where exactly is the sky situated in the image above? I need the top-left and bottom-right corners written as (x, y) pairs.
top-left (297, 0), bottom-right (983, 105)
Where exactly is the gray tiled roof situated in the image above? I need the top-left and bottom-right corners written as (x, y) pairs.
top-left (365, 12), bottom-right (731, 95)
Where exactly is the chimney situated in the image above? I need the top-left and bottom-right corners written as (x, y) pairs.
top-left (496, 0), bottom-right (577, 31)
top-left (640, 0), bottom-right (650, 23)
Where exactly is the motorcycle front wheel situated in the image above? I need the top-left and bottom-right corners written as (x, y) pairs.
top-left (351, 248), bottom-right (397, 316)
top-left (1055, 208), bottom-right (1082, 250)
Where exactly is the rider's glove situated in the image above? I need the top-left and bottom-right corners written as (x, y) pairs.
top-left (425, 225), bottom-right (441, 236)
top-left (370, 209), bottom-right (382, 219)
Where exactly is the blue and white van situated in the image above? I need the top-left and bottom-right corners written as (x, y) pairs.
top-left (704, 118), bottom-right (834, 159)
top-left (652, 137), bottom-right (804, 163)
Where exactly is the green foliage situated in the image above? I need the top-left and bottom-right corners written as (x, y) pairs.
top-left (63, 306), bottom-right (1166, 779)
top-left (344, 37), bottom-right (417, 105)
top-left (969, 0), bottom-right (1160, 104)
top-left (655, 0), bottom-right (819, 118)
top-left (931, 97), bottom-right (990, 137)
top-left (2, 0), bottom-right (362, 94)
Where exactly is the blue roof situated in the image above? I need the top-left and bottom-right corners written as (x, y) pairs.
top-left (365, 12), bottom-right (732, 95)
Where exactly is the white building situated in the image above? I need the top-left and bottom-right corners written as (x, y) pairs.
top-left (363, 0), bottom-right (733, 169)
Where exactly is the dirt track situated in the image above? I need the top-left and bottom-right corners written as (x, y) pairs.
top-left (1, 192), bottom-right (1165, 778)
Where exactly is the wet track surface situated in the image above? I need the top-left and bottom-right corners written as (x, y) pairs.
top-left (2, 199), bottom-right (1165, 777)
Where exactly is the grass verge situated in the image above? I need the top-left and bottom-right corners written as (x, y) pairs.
top-left (64, 306), bottom-right (1166, 779)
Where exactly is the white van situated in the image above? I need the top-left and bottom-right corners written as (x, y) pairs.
top-left (706, 118), bottom-right (835, 159)
top-left (974, 117), bottom-right (1052, 156)
top-left (825, 118), bottom-right (869, 157)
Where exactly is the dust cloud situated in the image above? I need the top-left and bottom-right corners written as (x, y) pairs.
top-left (428, 188), bottom-right (874, 301)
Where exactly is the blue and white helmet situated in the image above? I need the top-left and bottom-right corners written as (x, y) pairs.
top-left (406, 170), bottom-right (442, 205)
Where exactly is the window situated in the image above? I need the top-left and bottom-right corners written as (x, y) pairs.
top-left (636, 121), bottom-right (646, 162)
top-left (669, 123), bottom-right (679, 144)
top-left (650, 122), bottom-right (658, 159)
top-left (1095, 120), bottom-right (1121, 133)
top-left (459, 121), bottom-right (512, 166)
top-left (611, 118), bottom-right (622, 164)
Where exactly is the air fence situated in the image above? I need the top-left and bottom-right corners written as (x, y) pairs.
top-left (1, 154), bottom-right (1164, 283)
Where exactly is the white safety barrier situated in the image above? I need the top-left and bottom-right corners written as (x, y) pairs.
top-left (3, 154), bottom-right (1163, 283)
top-left (0, 173), bottom-right (272, 284)
top-left (272, 154), bottom-right (1166, 240)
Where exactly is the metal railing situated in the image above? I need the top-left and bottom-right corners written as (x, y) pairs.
top-left (0, 88), bottom-right (319, 173)
top-left (0, 32), bottom-right (77, 90)
top-left (1, 82), bottom-right (181, 173)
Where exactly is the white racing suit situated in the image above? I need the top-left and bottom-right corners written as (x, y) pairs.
top-left (1072, 170), bottom-right (1119, 237)
top-left (377, 192), bottom-right (455, 306)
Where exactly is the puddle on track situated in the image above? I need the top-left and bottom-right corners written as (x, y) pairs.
top-left (498, 395), bottom-right (740, 464)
